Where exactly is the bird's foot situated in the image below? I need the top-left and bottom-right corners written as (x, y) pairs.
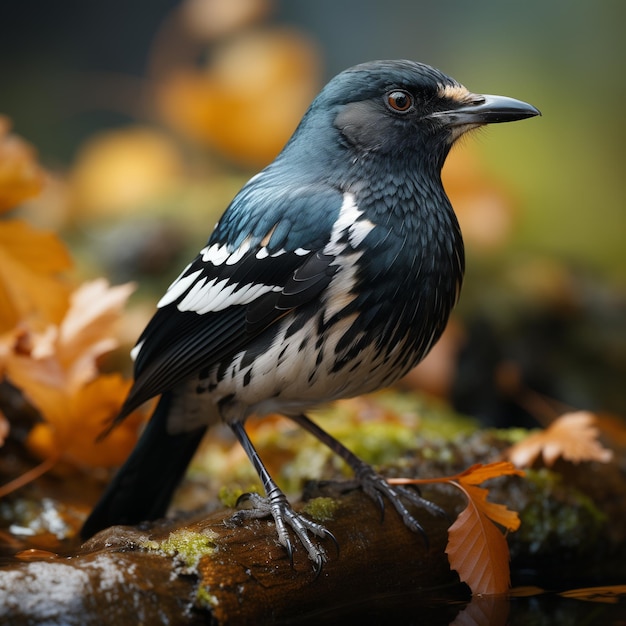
top-left (352, 462), bottom-right (447, 544)
top-left (227, 489), bottom-right (335, 575)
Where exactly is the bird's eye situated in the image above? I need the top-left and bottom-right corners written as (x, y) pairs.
top-left (386, 90), bottom-right (414, 113)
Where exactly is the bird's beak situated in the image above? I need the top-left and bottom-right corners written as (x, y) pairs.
top-left (435, 94), bottom-right (541, 126)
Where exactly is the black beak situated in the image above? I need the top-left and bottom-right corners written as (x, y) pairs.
top-left (434, 94), bottom-right (541, 126)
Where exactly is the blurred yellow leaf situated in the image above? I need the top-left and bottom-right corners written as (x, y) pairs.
top-left (0, 116), bottom-right (45, 212)
top-left (70, 127), bottom-right (184, 217)
top-left (0, 220), bottom-right (72, 333)
top-left (157, 28), bottom-right (320, 167)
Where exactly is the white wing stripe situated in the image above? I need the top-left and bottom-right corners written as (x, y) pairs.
top-left (201, 243), bottom-right (230, 265)
top-left (157, 269), bottom-right (203, 308)
top-left (203, 280), bottom-right (239, 312)
top-left (174, 277), bottom-right (281, 315)
top-left (349, 218), bottom-right (375, 247)
top-left (177, 276), bottom-right (210, 311)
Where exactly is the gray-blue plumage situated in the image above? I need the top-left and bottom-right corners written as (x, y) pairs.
top-left (82, 60), bottom-right (539, 572)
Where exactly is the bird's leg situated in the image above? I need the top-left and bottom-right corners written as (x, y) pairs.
top-left (289, 413), bottom-right (446, 541)
top-left (228, 421), bottom-right (333, 573)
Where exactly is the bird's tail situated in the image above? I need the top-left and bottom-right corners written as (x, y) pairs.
top-left (81, 391), bottom-right (206, 540)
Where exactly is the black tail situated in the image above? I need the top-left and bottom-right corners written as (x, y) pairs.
top-left (81, 392), bottom-right (206, 540)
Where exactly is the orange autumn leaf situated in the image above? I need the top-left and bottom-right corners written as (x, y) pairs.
top-left (26, 373), bottom-right (144, 468)
top-left (445, 463), bottom-right (524, 595)
top-left (506, 411), bottom-right (614, 468)
top-left (389, 462), bottom-right (523, 595)
top-left (456, 463), bottom-right (524, 532)
top-left (0, 220), bottom-right (73, 333)
top-left (0, 116), bottom-right (45, 212)
top-left (44, 278), bottom-right (136, 389)
top-left (446, 496), bottom-right (512, 595)
top-left (7, 279), bottom-right (136, 391)
top-left (4, 279), bottom-right (138, 467)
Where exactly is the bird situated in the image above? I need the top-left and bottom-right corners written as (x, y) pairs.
top-left (81, 60), bottom-right (539, 572)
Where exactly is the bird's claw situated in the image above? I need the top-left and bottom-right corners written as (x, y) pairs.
top-left (353, 463), bottom-right (444, 545)
top-left (228, 491), bottom-right (331, 575)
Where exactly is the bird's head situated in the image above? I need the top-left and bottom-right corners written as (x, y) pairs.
top-left (282, 60), bottom-right (539, 175)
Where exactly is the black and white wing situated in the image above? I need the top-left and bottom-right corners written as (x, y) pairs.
top-left (117, 182), bottom-right (371, 418)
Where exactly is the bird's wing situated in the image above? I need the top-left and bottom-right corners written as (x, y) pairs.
top-left (118, 182), bottom-right (346, 418)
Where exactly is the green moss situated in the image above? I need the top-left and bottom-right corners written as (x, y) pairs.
top-left (514, 468), bottom-right (607, 556)
top-left (218, 483), bottom-right (262, 508)
top-left (141, 528), bottom-right (217, 569)
top-left (302, 497), bottom-right (339, 522)
top-left (490, 427), bottom-right (534, 445)
top-left (370, 390), bottom-right (478, 441)
top-left (195, 585), bottom-right (219, 610)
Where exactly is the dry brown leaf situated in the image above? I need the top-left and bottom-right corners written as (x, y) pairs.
top-left (25, 373), bottom-right (145, 468)
top-left (0, 117), bottom-right (45, 212)
top-left (444, 463), bottom-right (523, 595)
top-left (457, 464), bottom-right (523, 532)
top-left (446, 502), bottom-right (512, 595)
top-left (0, 220), bottom-right (73, 333)
top-left (390, 462), bottom-right (524, 595)
top-left (506, 411), bottom-right (614, 468)
top-left (4, 279), bottom-right (139, 467)
top-left (53, 279), bottom-right (136, 389)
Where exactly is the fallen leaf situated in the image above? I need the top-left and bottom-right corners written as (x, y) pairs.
top-left (559, 585), bottom-right (626, 604)
top-left (4, 279), bottom-right (140, 468)
top-left (446, 494), bottom-right (512, 595)
top-left (457, 479), bottom-right (521, 533)
top-left (506, 411), bottom-right (614, 468)
top-left (25, 373), bottom-right (145, 468)
top-left (0, 220), bottom-right (73, 333)
top-left (0, 116), bottom-right (45, 212)
top-left (54, 279), bottom-right (136, 390)
top-left (389, 462), bottom-right (524, 595)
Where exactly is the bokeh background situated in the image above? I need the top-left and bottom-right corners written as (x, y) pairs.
top-left (1, 0), bottom-right (625, 424)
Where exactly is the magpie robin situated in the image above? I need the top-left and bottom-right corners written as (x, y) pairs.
top-left (81, 60), bottom-right (539, 571)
